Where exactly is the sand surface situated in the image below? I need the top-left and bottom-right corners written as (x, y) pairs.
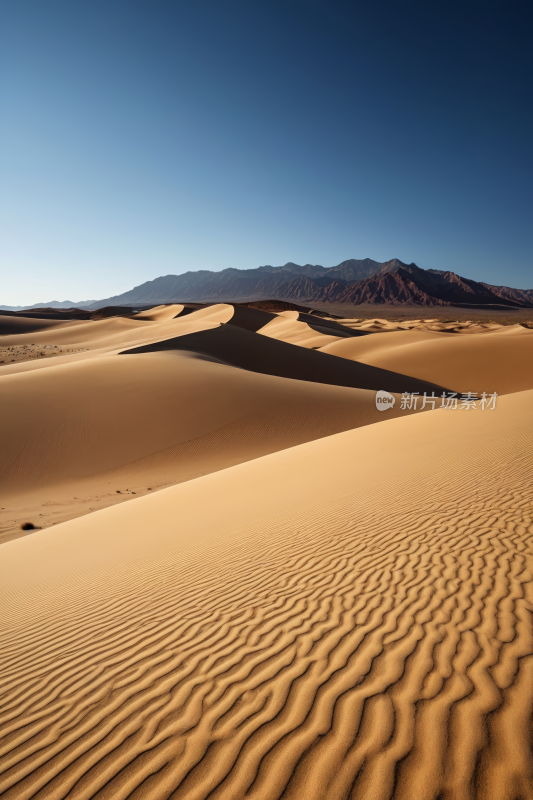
top-left (1, 304), bottom-right (532, 799)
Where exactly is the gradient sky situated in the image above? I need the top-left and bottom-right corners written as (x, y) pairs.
top-left (1, 0), bottom-right (531, 305)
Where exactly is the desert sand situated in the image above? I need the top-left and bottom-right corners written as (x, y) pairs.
top-left (1, 304), bottom-right (533, 799)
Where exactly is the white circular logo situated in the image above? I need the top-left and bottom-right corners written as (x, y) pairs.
top-left (375, 390), bottom-right (395, 411)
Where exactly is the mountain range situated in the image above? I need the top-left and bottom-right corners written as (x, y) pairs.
top-left (2, 259), bottom-right (532, 311)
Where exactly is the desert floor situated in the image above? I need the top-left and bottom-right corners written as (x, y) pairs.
top-left (1, 303), bottom-right (533, 799)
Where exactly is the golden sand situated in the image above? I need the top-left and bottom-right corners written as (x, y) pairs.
top-left (1, 304), bottom-right (532, 799)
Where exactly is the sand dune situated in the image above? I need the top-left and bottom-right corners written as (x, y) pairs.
top-left (224, 304), bottom-right (276, 332)
top-left (1, 390), bottom-right (532, 799)
top-left (0, 349), bottom-right (423, 542)
top-left (258, 313), bottom-right (519, 350)
top-left (356, 328), bottom-right (533, 395)
top-left (319, 328), bottom-right (450, 360)
top-left (257, 314), bottom-right (343, 348)
top-left (131, 303), bottom-right (184, 321)
top-left (0, 307), bottom-right (231, 365)
top-left (1, 304), bottom-right (532, 799)
top-left (330, 317), bottom-right (523, 334)
top-left (257, 311), bottom-right (369, 349)
top-left (0, 315), bottom-right (154, 348)
top-left (0, 313), bottom-right (82, 336)
top-left (2, 304), bottom-right (446, 540)
top-left (124, 324), bottom-right (451, 395)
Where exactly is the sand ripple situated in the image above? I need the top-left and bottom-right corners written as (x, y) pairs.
top-left (1, 395), bottom-right (532, 799)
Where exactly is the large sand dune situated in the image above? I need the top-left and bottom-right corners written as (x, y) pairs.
top-left (355, 328), bottom-right (533, 395)
top-left (0, 349), bottom-right (424, 542)
top-left (124, 325), bottom-right (451, 395)
top-left (257, 311), bottom-right (363, 349)
top-left (1, 304), bottom-right (532, 799)
top-left (319, 329), bottom-right (451, 359)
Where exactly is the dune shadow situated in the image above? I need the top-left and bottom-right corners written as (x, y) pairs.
top-left (297, 312), bottom-right (371, 339)
top-left (225, 305), bottom-right (277, 332)
top-left (121, 324), bottom-right (455, 395)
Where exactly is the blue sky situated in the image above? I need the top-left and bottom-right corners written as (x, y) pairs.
top-left (1, 0), bottom-right (531, 304)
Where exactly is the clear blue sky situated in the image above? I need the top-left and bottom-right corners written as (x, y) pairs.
top-left (1, 0), bottom-right (531, 304)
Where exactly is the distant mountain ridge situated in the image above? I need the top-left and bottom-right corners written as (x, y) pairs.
top-left (2, 259), bottom-right (532, 310)
top-left (78, 258), bottom-right (406, 308)
top-left (274, 264), bottom-right (533, 307)
top-left (480, 282), bottom-right (533, 307)
top-left (80, 259), bottom-right (530, 309)
top-left (0, 299), bottom-right (97, 312)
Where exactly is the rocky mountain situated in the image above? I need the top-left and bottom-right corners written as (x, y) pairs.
top-left (0, 299), bottom-right (96, 311)
top-left (480, 282), bottom-right (533, 307)
top-left (4, 259), bottom-right (531, 311)
top-left (275, 264), bottom-right (528, 307)
top-left (77, 258), bottom-right (433, 309)
top-left (92, 260), bottom-right (529, 308)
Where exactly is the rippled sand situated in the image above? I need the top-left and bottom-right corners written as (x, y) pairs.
top-left (1, 304), bottom-right (533, 799)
